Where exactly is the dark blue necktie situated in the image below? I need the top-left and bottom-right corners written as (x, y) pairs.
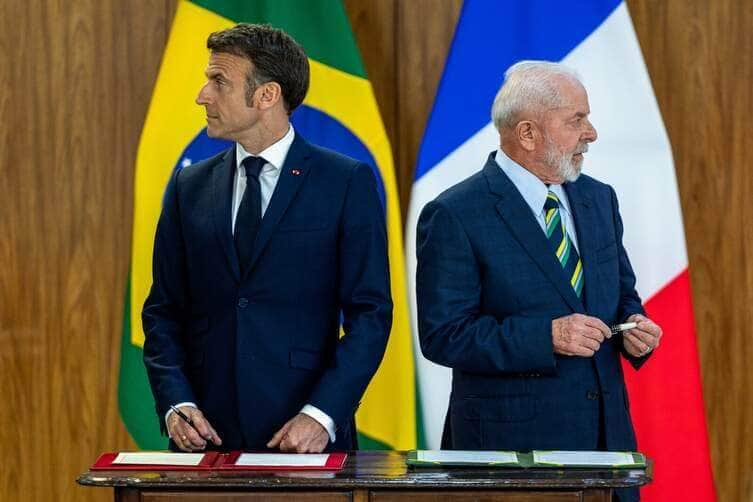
top-left (234, 156), bottom-right (265, 274)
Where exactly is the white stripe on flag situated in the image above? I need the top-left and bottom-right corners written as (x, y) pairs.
top-left (561, 2), bottom-right (688, 298)
top-left (406, 123), bottom-right (498, 447)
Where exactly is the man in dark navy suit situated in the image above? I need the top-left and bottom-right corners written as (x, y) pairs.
top-left (416, 61), bottom-right (661, 501)
top-left (143, 24), bottom-right (391, 454)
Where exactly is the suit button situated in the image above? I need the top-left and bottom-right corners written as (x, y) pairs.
top-left (587, 390), bottom-right (600, 400)
top-left (237, 298), bottom-right (249, 309)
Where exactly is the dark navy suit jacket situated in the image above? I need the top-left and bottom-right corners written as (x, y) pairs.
top-left (416, 153), bottom-right (648, 455)
top-left (142, 134), bottom-right (392, 451)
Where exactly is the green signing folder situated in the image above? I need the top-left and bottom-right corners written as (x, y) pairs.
top-left (406, 450), bottom-right (646, 469)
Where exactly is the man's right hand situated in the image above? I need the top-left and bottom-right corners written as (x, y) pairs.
top-left (552, 313), bottom-right (612, 357)
top-left (166, 406), bottom-right (222, 452)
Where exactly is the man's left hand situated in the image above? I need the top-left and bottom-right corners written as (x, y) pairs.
top-left (267, 413), bottom-right (329, 453)
top-left (623, 313), bottom-right (662, 358)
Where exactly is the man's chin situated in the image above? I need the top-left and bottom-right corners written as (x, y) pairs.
top-left (561, 162), bottom-right (582, 183)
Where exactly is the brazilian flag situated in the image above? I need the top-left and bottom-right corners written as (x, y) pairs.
top-left (119, 0), bottom-right (416, 450)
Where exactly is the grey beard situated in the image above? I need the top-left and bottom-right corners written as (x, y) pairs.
top-left (544, 144), bottom-right (583, 183)
top-left (557, 154), bottom-right (582, 182)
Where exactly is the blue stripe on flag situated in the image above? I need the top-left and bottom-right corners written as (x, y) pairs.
top-left (414, 0), bottom-right (622, 181)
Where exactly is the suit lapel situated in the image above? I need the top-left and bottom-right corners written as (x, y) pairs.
top-left (563, 181), bottom-right (598, 313)
top-left (242, 134), bottom-right (312, 280)
top-left (484, 155), bottom-right (584, 313)
top-left (211, 148), bottom-right (241, 282)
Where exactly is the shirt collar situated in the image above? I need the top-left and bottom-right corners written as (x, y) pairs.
top-left (235, 125), bottom-right (295, 173)
top-left (494, 148), bottom-right (572, 216)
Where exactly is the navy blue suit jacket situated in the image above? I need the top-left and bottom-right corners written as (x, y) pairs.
top-left (142, 134), bottom-right (392, 451)
top-left (416, 153), bottom-right (647, 454)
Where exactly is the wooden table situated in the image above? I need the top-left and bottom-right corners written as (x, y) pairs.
top-left (77, 451), bottom-right (652, 501)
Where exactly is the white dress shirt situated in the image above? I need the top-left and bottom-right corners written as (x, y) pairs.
top-left (168, 125), bottom-right (337, 443)
top-left (231, 124), bottom-right (294, 229)
top-left (494, 149), bottom-right (580, 251)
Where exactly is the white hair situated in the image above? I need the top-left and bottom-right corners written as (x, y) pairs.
top-left (491, 61), bottom-right (583, 131)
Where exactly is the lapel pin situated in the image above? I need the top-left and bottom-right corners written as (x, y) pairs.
top-left (291, 169), bottom-right (301, 176)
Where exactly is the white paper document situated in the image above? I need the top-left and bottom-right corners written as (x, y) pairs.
top-left (113, 452), bottom-right (205, 466)
top-left (533, 451), bottom-right (636, 466)
top-left (416, 450), bottom-right (519, 464)
top-left (235, 453), bottom-right (330, 467)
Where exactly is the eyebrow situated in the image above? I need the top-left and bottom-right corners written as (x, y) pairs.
top-left (205, 69), bottom-right (226, 79)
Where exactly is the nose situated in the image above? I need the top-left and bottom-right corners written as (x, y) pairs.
top-left (583, 119), bottom-right (597, 142)
top-left (196, 82), bottom-right (211, 106)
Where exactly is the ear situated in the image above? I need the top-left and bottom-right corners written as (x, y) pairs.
top-left (254, 81), bottom-right (282, 111)
top-left (515, 121), bottom-right (538, 152)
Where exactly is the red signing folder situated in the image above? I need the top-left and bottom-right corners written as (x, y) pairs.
top-left (91, 451), bottom-right (348, 471)
top-left (91, 451), bottom-right (220, 471)
top-left (217, 451), bottom-right (347, 471)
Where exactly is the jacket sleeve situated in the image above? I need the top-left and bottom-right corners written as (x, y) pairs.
top-left (416, 199), bottom-right (556, 375)
top-left (607, 186), bottom-right (651, 369)
top-left (141, 168), bottom-right (196, 425)
top-left (305, 163), bottom-right (393, 429)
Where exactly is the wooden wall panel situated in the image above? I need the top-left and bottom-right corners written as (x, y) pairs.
top-left (0, 1), bottom-right (175, 501)
top-left (1, 1), bottom-right (752, 501)
top-left (346, 0), bottom-right (463, 218)
top-left (395, 0), bottom-right (463, 217)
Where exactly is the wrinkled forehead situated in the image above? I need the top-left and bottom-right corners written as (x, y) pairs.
top-left (553, 74), bottom-right (588, 102)
top-left (545, 77), bottom-right (591, 118)
top-left (205, 51), bottom-right (252, 77)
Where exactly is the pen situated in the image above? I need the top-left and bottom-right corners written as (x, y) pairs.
top-left (610, 322), bottom-right (637, 335)
top-left (170, 405), bottom-right (202, 436)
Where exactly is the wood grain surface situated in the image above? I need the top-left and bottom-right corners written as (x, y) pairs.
top-left (0, 1), bottom-right (175, 500)
top-left (0, 1), bottom-right (750, 500)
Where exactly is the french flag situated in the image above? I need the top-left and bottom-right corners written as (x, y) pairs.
top-left (405, 1), bottom-right (716, 500)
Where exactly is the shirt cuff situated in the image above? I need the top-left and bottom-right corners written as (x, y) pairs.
top-left (301, 404), bottom-right (336, 443)
top-left (165, 402), bottom-right (197, 438)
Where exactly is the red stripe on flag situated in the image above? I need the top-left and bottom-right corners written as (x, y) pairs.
top-left (622, 269), bottom-right (716, 500)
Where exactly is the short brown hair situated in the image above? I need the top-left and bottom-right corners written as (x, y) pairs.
top-left (207, 23), bottom-right (309, 114)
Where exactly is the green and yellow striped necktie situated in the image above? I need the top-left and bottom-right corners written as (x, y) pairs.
top-left (544, 190), bottom-right (584, 297)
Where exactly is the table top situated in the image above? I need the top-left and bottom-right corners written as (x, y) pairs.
top-left (77, 451), bottom-right (652, 490)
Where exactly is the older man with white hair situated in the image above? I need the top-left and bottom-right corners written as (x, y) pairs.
top-left (416, 61), bottom-right (662, 501)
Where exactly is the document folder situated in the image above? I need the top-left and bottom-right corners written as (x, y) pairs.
top-left (91, 451), bottom-right (348, 471)
top-left (406, 450), bottom-right (646, 469)
top-left (91, 452), bottom-right (220, 471)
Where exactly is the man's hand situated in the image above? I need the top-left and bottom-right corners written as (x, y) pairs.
top-left (622, 313), bottom-right (662, 357)
top-left (552, 313), bottom-right (612, 357)
top-left (166, 406), bottom-right (222, 452)
top-left (267, 413), bottom-right (329, 453)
